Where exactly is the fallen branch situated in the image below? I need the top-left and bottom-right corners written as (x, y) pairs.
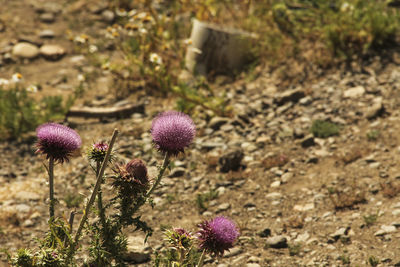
top-left (66, 103), bottom-right (145, 119)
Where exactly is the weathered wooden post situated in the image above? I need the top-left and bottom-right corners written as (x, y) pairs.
top-left (185, 19), bottom-right (257, 77)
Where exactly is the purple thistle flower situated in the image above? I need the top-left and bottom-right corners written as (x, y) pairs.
top-left (36, 123), bottom-right (82, 163)
top-left (197, 216), bottom-right (240, 257)
top-left (88, 141), bottom-right (109, 163)
top-left (151, 111), bottom-right (195, 155)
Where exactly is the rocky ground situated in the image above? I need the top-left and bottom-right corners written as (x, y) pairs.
top-left (2, 1), bottom-right (400, 267)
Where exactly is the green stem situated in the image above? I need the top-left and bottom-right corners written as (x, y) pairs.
top-left (145, 153), bottom-right (170, 198)
top-left (197, 250), bottom-right (206, 267)
top-left (68, 129), bottom-right (119, 259)
top-left (48, 156), bottom-right (55, 220)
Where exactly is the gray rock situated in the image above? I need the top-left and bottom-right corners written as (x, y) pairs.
top-left (343, 86), bottom-right (365, 98)
top-left (123, 236), bottom-right (151, 263)
top-left (169, 167), bottom-right (185, 178)
top-left (295, 232), bottom-right (310, 243)
top-left (39, 29), bottom-right (55, 38)
top-left (274, 89), bottom-right (305, 106)
top-left (39, 44), bottom-right (66, 60)
top-left (224, 247), bottom-right (242, 257)
top-left (12, 42), bottom-right (39, 59)
top-left (299, 134), bottom-right (315, 148)
top-left (365, 97), bottom-right (384, 119)
top-left (375, 225), bottom-right (397, 236)
top-left (216, 203), bottom-right (231, 213)
top-left (281, 172), bottom-right (293, 183)
top-left (258, 228), bottom-right (271, 238)
top-left (330, 227), bottom-right (350, 241)
top-left (219, 149), bottom-right (244, 172)
top-left (270, 180), bottom-right (281, 188)
top-left (266, 235), bottom-right (288, 248)
top-left (293, 203), bottom-right (314, 212)
top-left (209, 116), bottom-right (229, 130)
top-left (266, 192), bottom-right (282, 200)
top-left (39, 13), bottom-right (55, 23)
top-left (101, 10), bottom-right (115, 23)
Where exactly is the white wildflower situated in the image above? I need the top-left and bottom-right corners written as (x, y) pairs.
top-left (116, 8), bottom-right (127, 17)
top-left (89, 45), bottom-right (98, 53)
top-left (77, 74), bottom-right (85, 82)
top-left (149, 53), bottom-right (162, 65)
top-left (184, 39), bottom-right (193, 45)
top-left (12, 73), bottom-right (23, 83)
top-left (26, 84), bottom-right (38, 93)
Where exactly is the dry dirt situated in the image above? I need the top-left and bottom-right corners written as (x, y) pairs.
top-left (2, 1), bottom-right (400, 267)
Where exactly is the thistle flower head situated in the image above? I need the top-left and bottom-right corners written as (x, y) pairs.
top-left (151, 111), bottom-right (195, 155)
top-left (197, 216), bottom-right (240, 257)
top-left (114, 158), bottom-right (149, 195)
top-left (36, 123), bottom-right (82, 163)
top-left (88, 141), bottom-right (109, 163)
top-left (165, 228), bottom-right (193, 249)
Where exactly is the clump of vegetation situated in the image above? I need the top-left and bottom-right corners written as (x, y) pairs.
top-left (288, 243), bottom-right (301, 256)
top-left (381, 181), bottom-right (400, 198)
top-left (367, 130), bottom-right (380, 141)
top-left (310, 120), bottom-right (340, 138)
top-left (327, 185), bottom-right (366, 210)
top-left (64, 192), bottom-right (84, 209)
top-left (363, 212), bottom-right (379, 227)
top-left (262, 153), bottom-right (289, 170)
top-left (339, 254), bottom-right (351, 265)
top-left (196, 189), bottom-right (219, 213)
top-left (0, 80), bottom-right (74, 140)
top-left (368, 255), bottom-right (380, 267)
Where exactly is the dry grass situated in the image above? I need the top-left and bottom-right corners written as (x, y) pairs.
top-left (380, 181), bottom-right (400, 198)
top-left (328, 186), bottom-right (367, 210)
top-left (262, 153), bottom-right (289, 170)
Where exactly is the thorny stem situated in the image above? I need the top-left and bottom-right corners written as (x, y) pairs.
top-left (48, 156), bottom-right (55, 220)
top-left (145, 152), bottom-right (170, 198)
top-left (197, 250), bottom-right (206, 267)
top-left (68, 129), bottom-right (119, 259)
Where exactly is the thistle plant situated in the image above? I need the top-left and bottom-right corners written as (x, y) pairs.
top-left (155, 216), bottom-right (240, 267)
top-left (197, 216), bottom-right (240, 265)
top-left (36, 123), bottom-right (82, 220)
top-left (8, 111), bottom-right (238, 267)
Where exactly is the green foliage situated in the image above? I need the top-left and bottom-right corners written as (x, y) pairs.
top-left (288, 243), bottom-right (301, 256)
top-left (196, 189), bottom-right (219, 213)
top-left (12, 249), bottom-right (34, 267)
top-left (269, 0), bottom-right (400, 61)
top-left (64, 193), bottom-right (84, 209)
top-left (367, 130), bottom-right (380, 141)
top-left (310, 120), bottom-right (340, 138)
top-left (0, 85), bottom-right (73, 140)
top-left (339, 254), bottom-right (351, 265)
top-left (154, 229), bottom-right (202, 267)
top-left (363, 212), bottom-right (379, 227)
top-left (368, 255), bottom-right (380, 267)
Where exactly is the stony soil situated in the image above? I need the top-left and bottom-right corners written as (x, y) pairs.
top-left (2, 1), bottom-right (400, 267)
